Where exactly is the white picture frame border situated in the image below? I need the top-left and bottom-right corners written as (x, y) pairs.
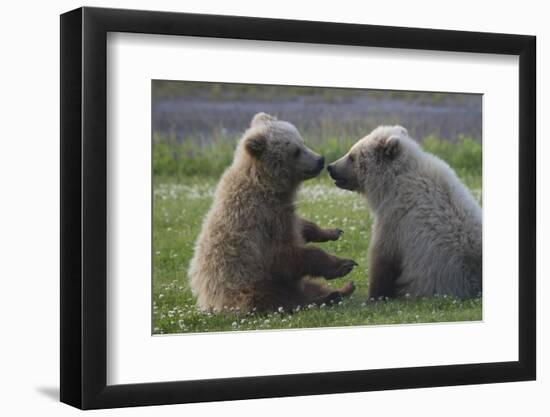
top-left (106, 32), bottom-right (519, 385)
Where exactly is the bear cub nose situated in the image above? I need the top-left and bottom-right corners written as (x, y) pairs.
top-left (318, 156), bottom-right (325, 169)
top-left (327, 164), bottom-right (333, 174)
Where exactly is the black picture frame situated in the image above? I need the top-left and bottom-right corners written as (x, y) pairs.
top-left (60, 6), bottom-right (536, 410)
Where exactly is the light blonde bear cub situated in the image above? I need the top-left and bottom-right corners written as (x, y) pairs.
top-left (328, 125), bottom-right (482, 300)
top-left (189, 113), bottom-right (357, 313)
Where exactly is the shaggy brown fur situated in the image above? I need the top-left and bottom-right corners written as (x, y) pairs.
top-left (188, 113), bottom-right (357, 312)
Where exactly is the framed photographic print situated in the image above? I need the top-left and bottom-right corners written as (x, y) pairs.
top-left (60, 6), bottom-right (536, 410)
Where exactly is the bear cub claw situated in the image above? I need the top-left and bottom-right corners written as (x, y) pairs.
top-left (341, 281), bottom-right (356, 296)
top-left (326, 258), bottom-right (358, 279)
top-left (326, 281), bottom-right (356, 305)
top-left (327, 228), bottom-right (344, 241)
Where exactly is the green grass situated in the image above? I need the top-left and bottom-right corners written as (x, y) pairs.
top-left (153, 132), bottom-right (481, 183)
top-left (153, 136), bottom-right (482, 334)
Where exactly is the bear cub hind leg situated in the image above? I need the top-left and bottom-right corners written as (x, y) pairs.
top-left (302, 280), bottom-right (356, 306)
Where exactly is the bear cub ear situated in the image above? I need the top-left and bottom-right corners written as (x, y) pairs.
top-left (245, 131), bottom-right (267, 157)
top-left (395, 125), bottom-right (408, 137)
top-left (251, 112), bottom-right (277, 127)
top-left (380, 135), bottom-right (400, 159)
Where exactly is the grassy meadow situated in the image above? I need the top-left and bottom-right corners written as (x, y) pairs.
top-left (153, 134), bottom-right (482, 334)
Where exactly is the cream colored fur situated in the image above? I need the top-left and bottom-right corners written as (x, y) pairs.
top-left (329, 125), bottom-right (482, 299)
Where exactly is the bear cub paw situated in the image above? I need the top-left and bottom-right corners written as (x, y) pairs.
top-left (326, 258), bottom-right (358, 279)
top-left (326, 228), bottom-right (344, 241)
top-left (340, 280), bottom-right (356, 296)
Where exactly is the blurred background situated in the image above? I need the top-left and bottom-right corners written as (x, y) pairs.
top-left (152, 81), bottom-right (482, 179)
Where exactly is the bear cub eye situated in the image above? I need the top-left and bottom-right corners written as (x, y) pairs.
top-left (348, 154), bottom-right (354, 163)
top-left (294, 148), bottom-right (301, 158)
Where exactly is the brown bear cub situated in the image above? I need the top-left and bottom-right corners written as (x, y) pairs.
top-left (189, 113), bottom-right (357, 313)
